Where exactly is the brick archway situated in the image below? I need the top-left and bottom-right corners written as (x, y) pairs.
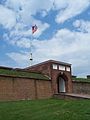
top-left (57, 73), bottom-right (68, 93)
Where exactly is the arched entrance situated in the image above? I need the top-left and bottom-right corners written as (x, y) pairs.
top-left (57, 73), bottom-right (68, 93)
top-left (58, 77), bottom-right (66, 92)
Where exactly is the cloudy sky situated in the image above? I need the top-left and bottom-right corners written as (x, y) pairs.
top-left (0, 0), bottom-right (90, 77)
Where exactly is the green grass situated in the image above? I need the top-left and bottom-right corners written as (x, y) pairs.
top-left (0, 99), bottom-right (90, 120)
top-left (0, 68), bottom-right (49, 80)
top-left (73, 77), bottom-right (90, 83)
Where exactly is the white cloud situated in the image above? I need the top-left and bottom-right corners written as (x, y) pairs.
top-left (2, 0), bottom-right (50, 42)
top-left (5, 0), bottom-right (90, 26)
top-left (10, 38), bottom-right (30, 48)
top-left (33, 29), bottom-right (90, 58)
top-left (6, 52), bottom-right (30, 67)
top-left (1, 0), bottom-right (89, 31)
top-left (33, 29), bottom-right (90, 77)
top-left (3, 19), bottom-right (50, 46)
top-left (7, 0), bottom-right (53, 13)
top-left (7, 28), bottom-right (90, 76)
top-left (1, 0), bottom-right (90, 77)
top-left (5, 0), bottom-right (54, 24)
top-left (40, 10), bottom-right (47, 17)
top-left (2, 0), bottom-right (89, 44)
top-left (7, 52), bottom-right (27, 62)
top-left (73, 19), bottom-right (90, 33)
top-left (0, 5), bottom-right (16, 29)
top-left (73, 20), bottom-right (81, 28)
top-left (55, 0), bottom-right (90, 23)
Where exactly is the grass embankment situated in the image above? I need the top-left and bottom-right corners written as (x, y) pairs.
top-left (73, 77), bottom-right (90, 83)
top-left (0, 99), bottom-right (90, 120)
top-left (0, 68), bottom-right (49, 80)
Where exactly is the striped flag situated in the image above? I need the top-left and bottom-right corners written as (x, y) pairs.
top-left (32, 25), bottom-right (38, 34)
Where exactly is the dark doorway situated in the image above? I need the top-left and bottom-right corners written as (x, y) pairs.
top-left (58, 76), bottom-right (66, 93)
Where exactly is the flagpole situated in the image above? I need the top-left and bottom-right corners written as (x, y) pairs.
top-left (30, 32), bottom-right (33, 66)
top-left (30, 25), bottom-right (37, 66)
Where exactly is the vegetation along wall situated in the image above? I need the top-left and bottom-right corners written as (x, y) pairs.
top-left (72, 78), bottom-right (90, 95)
top-left (0, 68), bottom-right (52, 101)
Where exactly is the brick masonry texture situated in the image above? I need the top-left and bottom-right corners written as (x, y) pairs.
top-left (27, 60), bottom-right (73, 94)
top-left (0, 76), bottom-right (52, 101)
top-left (1, 60), bottom-right (89, 101)
top-left (72, 81), bottom-right (90, 95)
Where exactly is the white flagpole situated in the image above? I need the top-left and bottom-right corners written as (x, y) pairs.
top-left (29, 25), bottom-right (37, 66)
top-left (30, 32), bottom-right (33, 66)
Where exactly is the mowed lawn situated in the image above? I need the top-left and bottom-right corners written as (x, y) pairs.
top-left (0, 99), bottom-right (90, 120)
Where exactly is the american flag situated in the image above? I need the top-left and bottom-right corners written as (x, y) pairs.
top-left (32, 25), bottom-right (38, 34)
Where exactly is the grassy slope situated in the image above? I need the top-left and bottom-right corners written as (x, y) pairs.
top-left (0, 68), bottom-right (49, 80)
top-left (73, 77), bottom-right (90, 83)
top-left (0, 99), bottom-right (90, 120)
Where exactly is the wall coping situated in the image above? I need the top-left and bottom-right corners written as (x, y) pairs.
top-left (0, 74), bottom-right (51, 81)
top-left (25, 60), bottom-right (71, 70)
top-left (72, 80), bottom-right (90, 83)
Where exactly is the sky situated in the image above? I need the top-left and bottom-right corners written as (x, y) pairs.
top-left (0, 0), bottom-right (90, 77)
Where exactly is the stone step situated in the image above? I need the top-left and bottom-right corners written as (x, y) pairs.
top-left (53, 93), bottom-right (90, 100)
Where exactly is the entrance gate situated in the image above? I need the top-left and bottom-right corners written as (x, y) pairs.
top-left (58, 77), bottom-right (66, 93)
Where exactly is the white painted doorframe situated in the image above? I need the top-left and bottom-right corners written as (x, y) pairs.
top-left (59, 77), bottom-right (66, 92)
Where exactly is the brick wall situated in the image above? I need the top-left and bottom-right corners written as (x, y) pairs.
top-left (0, 60), bottom-right (73, 101)
top-left (51, 70), bottom-right (72, 94)
top-left (27, 60), bottom-right (73, 94)
top-left (27, 62), bottom-right (52, 78)
top-left (36, 80), bottom-right (52, 99)
top-left (72, 81), bottom-right (90, 95)
top-left (0, 75), bottom-right (52, 101)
